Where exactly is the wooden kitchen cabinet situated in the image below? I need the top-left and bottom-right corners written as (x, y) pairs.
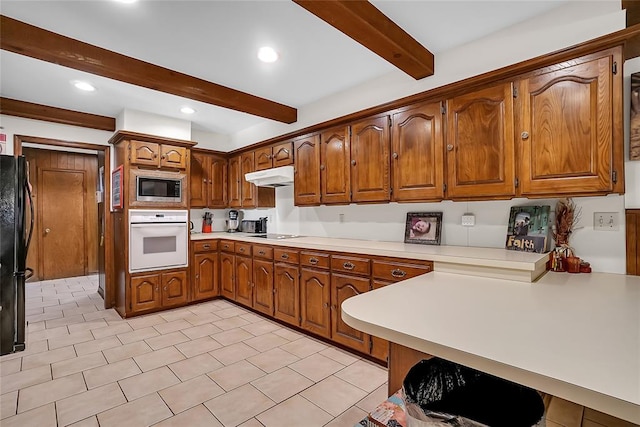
top-left (320, 126), bottom-right (351, 204)
top-left (253, 259), bottom-right (274, 316)
top-left (190, 150), bottom-right (227, 208)
top-left (294, 134), bottom-right (322, 206)
top-left (331, 272), bottom-right (370, 353)
top-left (220, 252), bottom-right (235, 300)
top-left (300, 265), bottom-right (331, 339)
top-left (193, 252), bottom-right (219, 301)
top-left (516, 48), bottom-right (622, 196)
top-left (228, 155), bottom-right (241, 208)
top-left (241, 152), bottom-right (256, 207)
top-left (130, 273), bottom-right (161, 313)
top-left (445, 82), bottom-right (515, 199)
top-left (370, 279), bottom-right (391, 362)
top-left (391, 101), bottom-right (445, 202)
top-left (255, 141), bottom-right (294, 171)
top-left (161, 270), bottom-right (188, 307)
top-left (228, 152), bottom-right (275, 209)
top-left (350, 115), bottom-right (391, 203)
top-left (273, 248), bottom-right (301, 326)
top-left (234, 254), bottom-right (253, 308)
top-left (130, 140), bottom-right (187, 169)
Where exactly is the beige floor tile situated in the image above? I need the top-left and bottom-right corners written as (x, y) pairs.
top-left (213, 316), bottom-right (252, 331)
top-left (251, 367), bottom-right (314, 403)
top-left (0, 339), bottom-right (48, 363)
top-left (319, 347), bottom-right (359, 365)
top-left (67, 319), bottom-right (108, 334)
top-left (238, 418), bottom-right (265, 427)
top-left (152, 404), bottom-right (223, 427)
top-left (241, 321), bottom-right (281, 336)
top-left (97, 393), bottom-right (172, 427)
top-left (257, 395), bottom-right (332, 427)
top-left (546, 397), bottom-right (584, 426)
top-left (159, 375), bottom-right (224, 414)
top-left (247, 347), bottom-right (300, 373)
top-left (288, 353), bottom-right (345, 382)
top-left (27, 321), bottom-right (46, 332)
top-left (83, 309), bottom-right (122, 322)
top-left (0, 365), bottom-right (51, 394)
top-left (334, 360), bottom-right (388, 392)
top-left (159, 309), bottom-right (193, 323)
top-left (211, 328), bottom-right (255, 346)
top-left (48, 330), bottom-right (94, 350)
top-left (175, 336), bottom-right (222, 358)
top-left (244, 333), bottom-right (289, 352)
top-left (301, 375), bottom-right (368, 416)
top-left (356, 383), bottom-right (389, 413)
top-left (117, 326), bottom-right (160, 345)
top-left (145, 331), bottom-right (190, 350)
top-left (56, 382), bottom-right (126, 426)
top-left (168, 353), bottom-right (223, 381)
top-left (18, 372), bottom-right (86, 413)
top-left (83, 358), bottom-right (141, 389)
top-left (126, 314), bottom-right (167, 330)
top-left (91, 322), bottom-right (133, 339)
top-left (209, 342), bottom-right (259, 365)
top-left (118, 366), bottom-right (180, 401)
top-left (102, 340), bottom-right (152, 363)
top-left (325, 406), bottom-right (368, 427)
top-left (215, 307), bottom-right (247, 319)
top-left (28, 325), bottom-right (70, 343)
top-left (182, 323), bottom-right (223, 340)
top-left (21, 345), bottom-right (76, 370)
top-left (238, 312), bottom-right (265, 324)
top-left (271, 328), bottom-right (303, 341)
top-left (45, 314), bottom-right (86, 329)
top-left (26, 311), bottom-right (63, 324)
top-left (67, 416), bottom-right (99, 427)
top-left (63, 305), bottom-right (98, 317)
top-left (134, 346), bottom-right (186, 372)
top-left (1, 402), bottom-right (57, 427)
top-left (0, 390), bottom-right (17, 419)
top-left (74, 335), bottom-right (121, 356)
top-left (183, 312), bottom-right (223, 326)
top-left (52, 351), bottom-right (107, 378)
top-left (208, 360), bottom-right (266, 391)
top-left (205, 384), bottom-right (274, 426)
top-left (0, 358), bottom-right (22, 376)
top-left (279, 336), bottom-right (328, 358)
top-left (153, 319), bottom-right (192, 335)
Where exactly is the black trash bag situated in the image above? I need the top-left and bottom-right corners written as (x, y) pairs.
top-left (403, 358), bottom-right (545, 427)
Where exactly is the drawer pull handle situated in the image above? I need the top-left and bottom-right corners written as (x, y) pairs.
top-left (239, 248), bottom-right (245, 252)
top-left (281, 253), bottom-right (289, 259)
top-left (203, 244), bottom-right (210, 249)
top-left (343, 262), bottom-right (355, 270)
top-left (323, 302), bottom-right (329, 308)
top-left (391, 269), bottom-right (407, 278)
top-left (258, 250), bottom-right (266, 256)
top-left (309, 257), bottom-right (319, 265)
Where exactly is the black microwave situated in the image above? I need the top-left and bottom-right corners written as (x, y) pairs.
top-left (136, 175), bottom-right (182, 203)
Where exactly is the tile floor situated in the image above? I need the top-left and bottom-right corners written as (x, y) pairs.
top-left (0, 275), bottom-right (389, 427)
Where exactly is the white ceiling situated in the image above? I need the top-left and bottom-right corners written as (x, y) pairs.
top-left (0, 0), bottom-right (570, 137)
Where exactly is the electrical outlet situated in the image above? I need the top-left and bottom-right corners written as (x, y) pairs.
top-left (461, 213), bottom-right (475, 227)
top-left (594, 212), bottom-right (619, 231)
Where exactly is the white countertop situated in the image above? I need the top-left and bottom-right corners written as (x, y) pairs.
top-left (342, 271), bottom-right (640, 424)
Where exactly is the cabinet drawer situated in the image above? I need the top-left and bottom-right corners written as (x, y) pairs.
top-left (300, 251), bottom-right (330, 269)
top-left (331, 255), bottom-right (370, 276)
top-left (274, 248), bottom-right (299, 264)
top-left (235, 242), bottom-right (252, 256)
top-left (253, 245), bottom-right (274, 260)
top-left (220, 240), bottom-right (235, 252)
top-left (193, 240), bottom-right (217, 253)
top-left (372, 260), bottom-right (432, 282)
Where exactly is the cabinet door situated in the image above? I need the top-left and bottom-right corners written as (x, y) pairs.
top-left (392, 102), bottom-right (444, 202)
top-left (370, 280), bottom-right (391, 362)
top-left (193, 253), bottom-right (218, 301)
top-left (331, 273), bottom-right (370, 353)
top-left (130, 274), bottom-right (161, 313)
top-left (220, 253), bottom-right (235, 299)
top-left (161, 270), bottom-right (188, 307)
top-left (351, 116), bottom-right (391, 203)
top-left (255, 147), bottom-right (273, 171)
top-left (130, 141), bottom-right (159, 167)
top-left (321, 126), bottom-right (351, 204)
top-left (293, 134), bottom-right (321, 206)
top-left (272, 141), bottom-right (294, 167)
top-left (190, 152), bottom-right (208, 208)
top-left (241, 152), bottom-right (256, 208)
top-left (235, 255), bottom-right (253, 307)
top-left (228, 155), bottom-right (242, 208)
top-left (446, 83), bottom-right (515, 199)
top-left (300, 268), bottom-right (331, 339)
top-left (160, 145), bottom-right (187, 169)
top-left (253, 259), bottom-right (274, 316)
top-left (209, 156), bottom-right (228, 208)
top-left (274, 263), bottom-right (300, 326)
top-left (518, 54), bottom-right (615, 196)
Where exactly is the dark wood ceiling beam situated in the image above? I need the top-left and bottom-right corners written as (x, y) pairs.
top-left (0, 97), bottom-right (116, 131)
top-left (293, 0), bottom-right (434, 79)
top-left (0, 15), bottom-right (297, 124)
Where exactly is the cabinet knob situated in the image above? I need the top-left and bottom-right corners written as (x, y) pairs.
top-left (446, 144), bottom-right (454, 151)
top-left (521, 131), bottom-right (530, 140)
top-left (195, 274), bottom-right (199, 279)
top-left (323, 302), bottom-right (329, 308)
top-left (343, 261), bottom-right (355, 270)
top-left (203, 178), bottom-right (207, 182)
top-left (45, 228), bottom-right (51, 234)
top-left (281, 253), bottom-right (289, 260)
top-left (309, 257), bottom-right (319, 265)
top-left (320, 164), bottom-right (325, 170)
top-left (203, 244), bottom-right (210, 249)
top-left (391, 269), bottom-right (407, 278)
top-left (163, 287), bottom-right (167, 291)
top-left (155, 287), bottom-right (159, 292)
top-left (392, 152), bottom-right (398, 159)
top-left (258, 250), bottom-right (265, 255)
top-left (351, 160), bottom-right (356, 166)
top-left (239, 247), bottom-right (244, 252)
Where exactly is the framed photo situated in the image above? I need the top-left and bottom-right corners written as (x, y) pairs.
top-left (111, 165), bottom-right (123, 210)
top-left (404, 212), bottom-right (442, 245)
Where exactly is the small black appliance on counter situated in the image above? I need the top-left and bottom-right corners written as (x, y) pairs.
top-left (241, 217), bottom-right (267, 234)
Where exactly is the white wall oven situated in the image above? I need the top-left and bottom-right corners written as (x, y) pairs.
top-left (129, 209), bottom-right (188, 273)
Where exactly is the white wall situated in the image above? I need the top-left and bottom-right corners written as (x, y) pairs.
top-left (116, 109), bottom-right (191, 141)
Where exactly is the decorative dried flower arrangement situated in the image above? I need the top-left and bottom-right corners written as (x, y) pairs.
top-left (551, 198), bottom-right (583, 272)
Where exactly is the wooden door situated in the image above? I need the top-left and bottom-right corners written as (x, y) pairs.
top-left (130, 140), bottom-right (159, 167)
top-left (274, 263), bottom-right (300, 326)
top-left (130, 274), bottom-right (161, 313)
top-left (518, 54), bottom-right (615, 196)
top-left (255, 147), bottom-right (273, 171)
top-left (220, 253), bottom-right (235, 299)
top-left (445, 83), bottom-right (515, 199)
top-left (272, 141), bottom-right (294, 167)
top-left (241, 152), bottom-right (256, 208)
top-left (253, 259), bottom-right (274, 315)
top-left (370, 280), bottom-right (391, 362)
top-left (190, 152), bottom-right (208, 208)
top-left (300, 268), bottom-right (331, 339)
top-left (161, 270), bottom-right (188, 307)
top-left (159, 145), bottom-right (187, 169)
top-left (331, 273), bottom-right (370, 353)
top-left (392, 102), bottom-right (444, 201)
top-left (228, 155), bottom-right (242, 208)
top-left (193, 253), bottom-right (219, 301)
top-left (209, 156), bottom-right (228, 208)
top-left (320, 126), bottom-right (351, 204)
top-left (350, 116), bottom-right (391, 203)
top-left (293, 134), bottom-right (321, 206)
top-left (40, 169), bottom-right (86, 279)
top-left (235, 255), bottom-right (253, 307)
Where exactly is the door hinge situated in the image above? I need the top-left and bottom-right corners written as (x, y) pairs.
top-left (349, 127), bottom-right (352, 137)
top-left (612, 61), bottom-right (618, 75)
top-left (390, 188), bottom-right (393, 195)
top-left (513, 87), bottom-right (518, 98)
top-left (515, 177), bottom-right (519, 188)
top-left (350, 191), bottom-right (353, 198)
top-left (440, 101), bottom-right (446, 115)
top-left (443, 183), bottom-right (447, 193)
top-left (388, 116), bottom-right (392, 128)
top-left (369, 340), bottom-right (373, 353)
top-left (612, 170), bottom-right (618, 183)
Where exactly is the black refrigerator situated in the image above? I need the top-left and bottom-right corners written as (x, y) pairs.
top-left (0, 154), bottom-right (33, 356)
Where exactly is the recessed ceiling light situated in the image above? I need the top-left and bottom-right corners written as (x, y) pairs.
top-left (73, 81), bottom-right (95, 92)
top-left (257, 46), bottom-right (279, 63)
top-left (180, 107), bottom-right (196, 114)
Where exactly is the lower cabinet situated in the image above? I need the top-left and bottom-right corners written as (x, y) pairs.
top-left (220, 252), bottom-right (235, 299)
top-left (235, 255), bottom-right (253, 308)
top-left (300, 267), bottom-right (331, 339)
top-left (161, 271), bottom-right (189, 307)
top-left (253, 259), bottom-right (274, 316)
top-left (370, 280), bottom-right (391, 362)
top-left (331, 272), bottom-right (371, 354)
top-left (130, 269), bottom-right (187, 314)
top-left (193, 252), bottom-right (219, 301)
top-left (274, 262), bottom-right (300, 326)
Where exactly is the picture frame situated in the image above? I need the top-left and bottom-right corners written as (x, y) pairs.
top-left (111, 165), bottom-right (123, 210)
top-left (404, 212), bottom-right (442, 245)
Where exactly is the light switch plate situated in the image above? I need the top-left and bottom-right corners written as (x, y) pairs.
top-left (594, 212), bottom-right (619, 231)
top-left (462, 213), bottom-right (475, 227)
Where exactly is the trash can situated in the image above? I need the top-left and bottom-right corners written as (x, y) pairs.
top-left (402, 358), bottom-right (545, 427)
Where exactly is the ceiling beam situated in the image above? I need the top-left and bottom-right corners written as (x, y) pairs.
top-left (0, 15), bottom-right (297, 124)
top-left (293, 0), bottom-right (434, 80)
top-left (0, 97), bottom-right (116, 131)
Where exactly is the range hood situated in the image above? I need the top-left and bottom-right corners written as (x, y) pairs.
top-left (244, 165), bottom-right (294, 187)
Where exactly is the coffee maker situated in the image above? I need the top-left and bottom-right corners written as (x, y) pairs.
top-left (227, 209), bottom-right (240, 232)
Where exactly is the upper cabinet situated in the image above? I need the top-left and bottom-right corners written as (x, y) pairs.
top-left (241, 152), bottom-right (256, 207)
top-left (516, 48), bottom-right (622, 197)
top-left (294, 134), bottom-right (322, 206)
top-left (228, 152), bottom-right (275, 209)
top-left (130, 140), bottom-right (187, 169)
top-left (350, 115), bottom-right (391, 203)
top-left (228, 155), bottom-right (242, 208)
top-left (255, 141), bottom-right (294, 171)
top-left (190, 150), bottom-right (227, 209)
top-left (321, 126), bottom-right (351, 204)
